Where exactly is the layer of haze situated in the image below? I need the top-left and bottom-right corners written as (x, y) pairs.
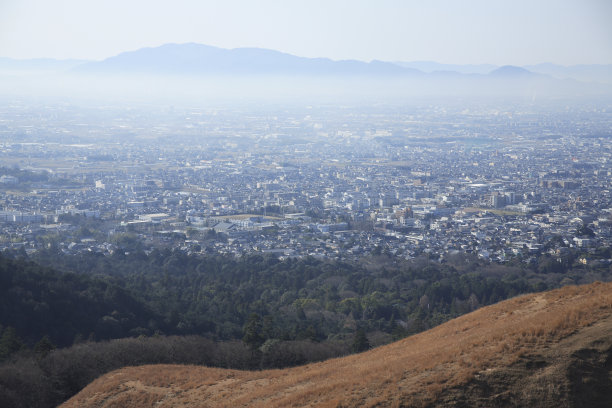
top-left (1, 0), bottom-right (611, 65)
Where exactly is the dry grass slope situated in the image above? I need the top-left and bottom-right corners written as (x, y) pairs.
top-left (62, 282), bottom-right (612, 408)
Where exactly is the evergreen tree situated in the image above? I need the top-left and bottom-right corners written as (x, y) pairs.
top-left (242, 313), bottom-right (264, 350)
top-left (0, 327), bottom-right (24, 361)
top-left (352, 327), bottom-right (370, 353)
top-left (34, 335), bottom-right (55, 358)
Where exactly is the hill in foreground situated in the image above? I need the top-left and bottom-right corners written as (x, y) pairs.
top-left (62, 282), bottom-right (612, 407)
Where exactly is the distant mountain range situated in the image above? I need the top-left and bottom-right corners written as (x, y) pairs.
top-left (1, 43), bottom-right (611, 85)
top-left (396, 60), bottom-right (612, 84)
top-left (74, 43), bottom-right (422, 76)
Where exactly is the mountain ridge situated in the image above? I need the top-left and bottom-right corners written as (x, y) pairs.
top-left (74, 43), bottom-right (422, 76)
top-left (489, 65), bottom-right (544, 77)
top-left (1, 44), bottom-right (611, 85)
top-left (0, 43), bottom-right (555, 79)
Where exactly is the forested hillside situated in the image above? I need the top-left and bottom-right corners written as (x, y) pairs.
top-left (2, 248), bottom-right (611, 350)
top-left (0, 249), bottom-right (610, 407)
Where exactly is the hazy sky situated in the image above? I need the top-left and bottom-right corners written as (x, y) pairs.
top-left (1, 0), bottom-right (611, 65)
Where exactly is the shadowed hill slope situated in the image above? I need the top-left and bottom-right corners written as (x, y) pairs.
top-left (62, 282), bottom-right (612, 408)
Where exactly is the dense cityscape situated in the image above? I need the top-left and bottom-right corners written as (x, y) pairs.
top-left (1, 100), bottom-right (610, 266)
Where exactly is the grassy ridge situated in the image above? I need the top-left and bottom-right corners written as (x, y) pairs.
top-left (62, 282), bottom-right (612, 407)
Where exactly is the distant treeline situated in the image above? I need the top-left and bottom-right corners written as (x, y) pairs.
top-left (0, 167), bottom-right (49, 183)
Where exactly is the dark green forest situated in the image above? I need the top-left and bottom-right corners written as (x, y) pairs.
top-left (0, 248), bottom-right (610, 407)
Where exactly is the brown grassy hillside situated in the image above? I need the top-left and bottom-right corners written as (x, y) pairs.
top-left (62, 282), bottom-right (612, 408)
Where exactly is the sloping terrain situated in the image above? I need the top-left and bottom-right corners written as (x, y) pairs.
top-left (62, 282), bottom-right (612, 408)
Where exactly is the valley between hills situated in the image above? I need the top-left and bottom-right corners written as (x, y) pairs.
top-left (62, 281), bottom-right (612, 407)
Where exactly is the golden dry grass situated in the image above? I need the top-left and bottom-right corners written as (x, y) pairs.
top-left (62, 282), bottom-right (612, 408)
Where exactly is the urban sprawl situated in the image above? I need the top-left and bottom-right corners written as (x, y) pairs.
top-left (0, 101), bottom-right (610, 266)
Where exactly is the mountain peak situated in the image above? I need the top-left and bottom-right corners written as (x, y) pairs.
top-left (489, 65), bottom-right (537, 77)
